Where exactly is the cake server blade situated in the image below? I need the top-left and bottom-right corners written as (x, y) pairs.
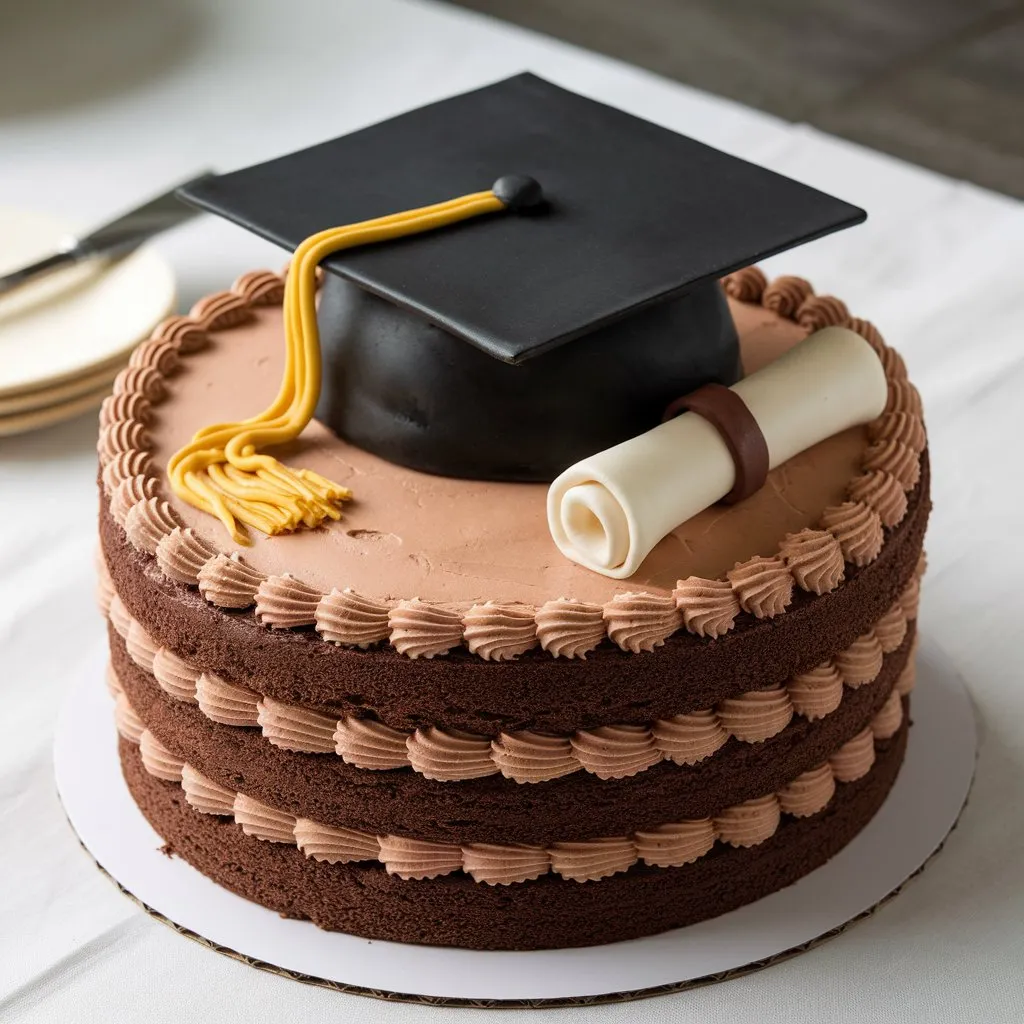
top-left (0, 171), bottom-right (216, 298)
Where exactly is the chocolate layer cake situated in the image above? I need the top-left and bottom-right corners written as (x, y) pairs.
top-left (93, 76), bottom-right (929, 950)
top-left (96, 265), bottom-right (927, 949)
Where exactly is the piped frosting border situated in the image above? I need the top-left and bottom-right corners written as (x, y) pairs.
top-left (102, 552), bottom-right (922, 784)
top-left (115, 677), bottom-right (910, 885)
top-left (97, 266), bottom-right (927, 660)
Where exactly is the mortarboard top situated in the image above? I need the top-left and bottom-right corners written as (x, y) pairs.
top-left (179, 72), bottom-right (864, 367)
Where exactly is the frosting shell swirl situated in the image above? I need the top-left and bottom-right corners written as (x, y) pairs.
top-left (603, 592), bottom-right (682, 653)
top-left (258, 697), bottom-right (338, 754)
top-left (721, 266), bottom-right (767, 302)
top-left (727, 555), bottom-right (794, 619)
top-left (463, 601), bottom-right (538, 661)
top-left (334, 717), bottom-right (410, 770)
top-left (778, 529), bottom-right (845, 595)
top-left (873, 603), bottom-right (908, 654)
top-left (405, 726), bottom-right (497, 781)
top-left (672, 577), bottom-right (740, 637)
top-left (101, 449), bottom-right (153, 495)
top-left (197, 553), bottom-right (266, 609)
top-left (762, 275), bottom-right (812, 318)
top-left (549, 838), bottom-right (637, 882)
top-left (788, 662), bottom-right (844, 721)
top-left (378, 836), bottom-right (463, 880)
top-left (316, 588), bottom-right (390, 647)
top-left (863, 439), bottom-right (921, 491)
top-left (461, 843), bottom-right (551, 885)
top-left (152, 646), bottom-right (199, 702)
top-left (829, 727), bottom-right (876, 782)
top-left (99, 390), bottom-right (151, 430)
top-left (490, 731), bottom-right (578, 783)
top-left (233, 793), bottom-right (297, 843)
top-left (294, 818), bottom-right (379, 864)
top-left (535, 598), bottom-right (606, 659)
top-left (181, 764), bottom-right (235, 816)
top-left (847, 470), bottom-right (908, 527)
top-left (114, 694), bottom-right (145, 743)
top-left (155, 527), bottom-right (216, 586)
top-left (112, 364), bottom-right (164, 403)
top-left (124, 497), bottom-right (180, 555)
top-left (896, 639), bottom-right (918, 696)
top-left (110, 474), bottom-right (157, 528)
top-left (108, 594), bottom-right (132, 640)
top-left (714, 794), bottom-right (781, 847)
top-left (652, 710), bottom-right (728, 765)
top-left (190, 290), bottom-right (251, 330)
top-left (796, 294), bottom-right (849, 331)
top-left (634, 819), bottom-right (715, 867)
top-left (869, 411), bottom-right (926, 454)
top-left (139, 730), bottom-right (184, 782)
top-left (871, 690), bottom-right (904, 739)
top-left (255, 574), bottom-right (321, 628)
top-left (195, 672), bottom-right (260, 727)
top-left (125, 620), bottom-right (159, 675)
top-left (389, 598), bottom-right (464, 659)
top-left (778, 763), bottom-right (835, 817)
top-left (717, 687), bottom-right (794, 743)
top-left (152, 314), bottom-right (206, 352)
top-left (820, 502), bottom-right (884, 567)
top-left (570, 724), bottom-right (661, 780)
top-left (834, 631), bottom-right (884, 687)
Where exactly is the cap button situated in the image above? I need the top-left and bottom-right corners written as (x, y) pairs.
top-left (493, 175), bottom-right (543, 210)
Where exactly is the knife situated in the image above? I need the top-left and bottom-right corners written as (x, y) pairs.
top-left (0, 171), bottom-right (216, 299)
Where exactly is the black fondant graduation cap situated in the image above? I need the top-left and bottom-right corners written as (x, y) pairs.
top-left (179, 73), bottom-right (865, 482)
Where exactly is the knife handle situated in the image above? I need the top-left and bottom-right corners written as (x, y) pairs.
top-left (0, 249), bottom-right (78, 299)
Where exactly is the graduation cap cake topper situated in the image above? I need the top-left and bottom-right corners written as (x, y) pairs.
top-left (172, 73), bottom-right (866, 543)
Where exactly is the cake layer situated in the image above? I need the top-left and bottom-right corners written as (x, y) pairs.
top-left (100, 479), bottom-right (927, 735)
top-left (106, 581), bottom-right (917, 784)
top-left (119, 712), bottom-right (908, 949)
top-left (111, 623), bottom-right (914, 844)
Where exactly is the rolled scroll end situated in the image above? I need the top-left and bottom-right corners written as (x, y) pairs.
top-left (548, 476), bottom-right (640, 579)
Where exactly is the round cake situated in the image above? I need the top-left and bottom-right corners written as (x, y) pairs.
top-left (96, 264), bottom-right (928, 950)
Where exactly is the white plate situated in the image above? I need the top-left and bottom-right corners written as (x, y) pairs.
top-left (55, 639), bottom-right (975, 1006)
top-left (0, 378), bottom-right (116, 437)
top-left (0, 358), bottom-right (125, 418)
top-left (0, 208), bottom-right (175, 396)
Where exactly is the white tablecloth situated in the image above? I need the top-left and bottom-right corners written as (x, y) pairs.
top-left (1, 1), bottom-right (1022, 1020)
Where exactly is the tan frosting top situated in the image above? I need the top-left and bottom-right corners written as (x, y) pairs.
top-left (100, 271), bottom-right (927, 663)
top-left (109, 575), bottom-right (919, 783)
top-left (145, 299), bottom-right (867, 606)
top-left (124, 690), bottom-right (903, 885)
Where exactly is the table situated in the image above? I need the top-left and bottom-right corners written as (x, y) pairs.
top-left (1, 1), bottom-right (1022, 1020)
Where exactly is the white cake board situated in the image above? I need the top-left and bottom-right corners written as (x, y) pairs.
top-left (55, 639), bottom-right (975, 1007)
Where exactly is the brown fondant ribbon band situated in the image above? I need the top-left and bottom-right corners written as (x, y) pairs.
top-left (663, 384), bottom-right (769, 503)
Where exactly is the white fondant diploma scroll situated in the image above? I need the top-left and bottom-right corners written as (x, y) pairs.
top-left (547, 327), bottom-right (889, 579)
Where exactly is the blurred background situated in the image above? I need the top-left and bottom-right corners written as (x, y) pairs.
top-left (448, 0), bottom-right (1024, 198)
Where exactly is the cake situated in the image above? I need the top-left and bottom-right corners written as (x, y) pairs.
top-left (95, 75), bottom-right (928, 951)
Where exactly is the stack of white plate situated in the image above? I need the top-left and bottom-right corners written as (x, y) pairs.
top-left (0, 209), bottom-right (176, 437)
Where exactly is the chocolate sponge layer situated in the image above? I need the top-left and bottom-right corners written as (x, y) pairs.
top-left (120, 712), bottom-right (908, 950)
top-left (100, 455), bottom-right (928, 737)
top-left (113, 623), bottom-right (910, 844)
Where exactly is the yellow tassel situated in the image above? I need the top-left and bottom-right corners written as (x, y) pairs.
top-left (167, 189), bottom-right (506, 544)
